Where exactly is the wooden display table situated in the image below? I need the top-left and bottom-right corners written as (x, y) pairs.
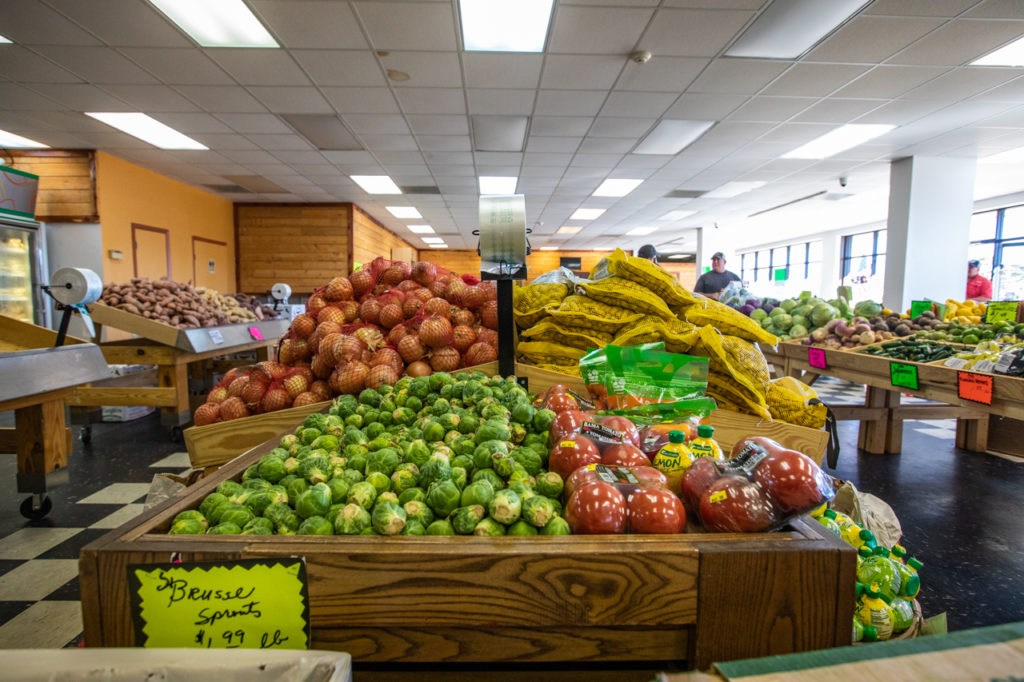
top-left (0, 315), bottom-right (111, 517)
top-left (69, 302), bottom-right (289, 432)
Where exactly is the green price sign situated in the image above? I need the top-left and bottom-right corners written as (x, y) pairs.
top-left (773, 268), bottom-right (788, 282)
top-left (910, 300), bottom-right (932, 318)
top-left (985, 301), bottom-right (1019, 323)
top-left (129, 559), bottom-right (309, 650)
top-left (890, 362), bottom-right (919, 391)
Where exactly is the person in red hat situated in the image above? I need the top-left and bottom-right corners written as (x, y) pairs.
top-left (966, 259), bottom-right (992, 302)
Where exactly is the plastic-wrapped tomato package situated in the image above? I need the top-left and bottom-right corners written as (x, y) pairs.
top-left (548, 412), bottom-right (642, 453)
top-left (564, 464), bottom-right (684, 535)
top-left (686, 437), bottom-right (834, 533)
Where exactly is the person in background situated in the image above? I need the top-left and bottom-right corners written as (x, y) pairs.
top-left (637, 244), bottom-right (658, 263)
top-left (694, 252), bottom-right (740, 300)
top-left (966, 259), bottom-right (992, 302)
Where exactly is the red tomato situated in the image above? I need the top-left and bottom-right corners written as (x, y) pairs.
top-left (544, 392), bottom-right (579, 414)
top-left (627, 487), bottom-right (686, 534)
top-left (630, 466), bottom-right (669, 490)
top-left (548, 435), bottom-right (601, 479)
top-left (566, 481), bottom-right (627, 534)
top-left (680, 456), bottom-right (721, 511)
top-left (549, 410), bottom-right (589, 443)
top-left (598, 415), bottom-right (641, 448)
top-left (753, 450), bottom-right (830, 514)
top-left (699, 477), bottom-right (776, 533)
top-left (602, 443), bottom-right (651, 468)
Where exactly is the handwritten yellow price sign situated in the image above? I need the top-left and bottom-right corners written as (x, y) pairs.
top-left (129, 559), bottom-right (309, 650)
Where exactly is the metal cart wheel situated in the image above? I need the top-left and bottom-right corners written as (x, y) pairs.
top-left (20, 494), bottom-right (52, 520)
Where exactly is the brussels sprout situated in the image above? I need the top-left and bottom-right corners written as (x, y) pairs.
top-left (243, 491), bottom-right (273, 517)
top-left (398, 487), bottom-right (427, 505)
top-left (507, 469), bottom-right (535, 487)
top-left (216, 480), bottom-right (244, 498)
top-left (488, 489), bottom-right (522, 525)
top-left (473, 518), bottom-right (506, 536)
top-left (426, 372), bottom-right (451, 392)
top-left (334, 503), bottom-right (372, 535)
top-left (242, 464), bottom-right (260, 482)
top-left (243, 477), bottom-right (272, 492)
top-left (280, 433), bottom-right (300, 450)
top-left (402, 499), bottom-right (435, 527)
top-left (345, 414), bottom-right (364, 429)
top-left (358, 388), bottom-right (382, 407)
top-left (207, 522), bottom-right (242, 535)
top-left (241, 517), bottom-right (274, 535)
top-left (367, 436), bottom-right (393, 452)
top-left (173, 509), bottom-right (208, 529)
top-left (296, 482), bottom-right (332, 519)
top-left (522, 495), bottom-right (557, 528)
top-left (362, 471), bottom-right (389, 495)
top-left (365, 421), bottom-right (386, 440)
top-left (263, 501), bottom-right (293, 524)
top-left (509, 423), bottom-right (527, 445)
top-left (209, 501), bottom-right (238, 525)
top-left (299, 427), bottom-right (322, 446)
top-left (534, 471), bottom-right (564, 499)
top-left (508, 520), bottom-right (538, 536)
top-left (540, 517), bottom-right (571, 536)
top-left (346, 452), bottom-right (368, 474)
top-left (418, 453), bottom-right (452, 489)
top-left (371, 500), bottom-right (407, 535)
top-left (310, 434), bottom-right (340, 452)
top-left (343, 429), bottom-right (369, 447)
top-left (471, 468), bottom-right (505, 491)
top-left (227, 488), bottom-right (253, 507)
top-left (451, 505), bottom-right (486, 535)
top-left (456, 414), bottom-right (478, 435)
top-left (286, 478), bottom-right (309, 507)
top-left (326, 477), bottom-right (350, 505)
top-left (328, 455), bottom-right (348, 478)
top-left (532, 408), bottom-right (556, 433)
top-left (169, 518), bottom-right (206, 534)
top-left (377, 491), bottom-right (399, 505)
top-left (510, 402), bottom-right (535, 426)
top-left (347, 481), bottom-right (378, 510)
top-left (400, 519), bottom-right (426, 536)
top-left (301, 455), bottom-right (331, 485)
top-left (422, 420), bottom-right (445, 444)
top-left (449, 454), bottom-right (473, 472)
top-left (506, 446), bottom-right (541, 475)
top-left (405, 395), bottom-right (423, 413)
top-left (392, 407), bottom-right (417, 427)
top-left (491, 454), bottom-right (516, 479)
top-left (426, 519), bottom-right (455, 535)
top-left (401, 439), bottom-right (429, 468)
top-left (425, 479), bottom-right (461, 518)
top-left (508, 480), bottom-right (535, 500)
top-left (389, 469), bottom-right (417, 495)
top-left (473, 440), bottom-right (508, 470)
top-left (366, 448), bottom-right (400, 477)
top-left (460, 479), bottom-right (495, 508)
top-left (451, 466), bottom-right (467, 491)
top-left (298, 515), bottom-right (334, 535)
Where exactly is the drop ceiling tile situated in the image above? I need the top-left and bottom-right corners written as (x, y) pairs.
top-left (177, 86), bottom-right (267, 112)
top-left (462, 53), bottom-right (543, 89)
top-left (549, 6), bottom-right (655, 54)
top-left (425, 151), bottom-right (474, 166)
top-left (406, 114), bottom-right (469, 135)
top-left (617, 154), bottom-right (673, 168)
top-left (792, 98), bottom-right (887, 123)
top-left (375, 151), bottom-right (426, 165)
top-left (362, 133), bottom-right (420, 151)
top-left (321, 87), bottom-right (399, 114)
top-left (27, 83), bottom-right (130, 110)
top-left (589, 117), bottom-right (656, 137)
top-left (665, 93), bottom-right (748, 119)
top-left (102, 85), bottom-right (202, 113)
top-left (250, 87), bottom-right (333, 114)
top-left (525, 136), bottom-right (583, 152)
top-left (973, 76), bottom-right (1024, 102)
top-left (600, 92), bottom-right (676, 117)
top-left (476, 150), bottom-right (522, 165)
top-left (521, 164), bottom-right (569, 177)
top-left (530, 116), bottom-right (594, 136)
top-left (26, 110), bottom-right (112, 132)
top-left (395, 88), bottom-right (466, 114)
top-left (865, 0), bottom-right (979, 16)
top-left (903, 67), bottom-right (1024, 100)
top-left (0, 47), bottom-right (82, 83)
top-left (380, 51), bottom-right (462, 89)
top-left (215, 113), bottom-right (291, 134)
top-left (121, 49), bottom-right (233, 85)
top-left (570, 152), bottom-right (624, 167)
top-left (0, 0), bottom-right (102, 45)
top-left (291, 51), bottom-right (385, 87)
top-left (752, 122), bottom-right (835, 145)
top-left (763, 64), bottom-right (870, 97)
top-left (641, 9), bottom-right (755, 57)
top-left (523, 152), bottom-right (575, 166)
top-left (355, 1), bottom-right (458, 51)
top-left (32, 46), bottom-right (158, 84)
top-left (730, 96), bottom-right (816, 122)
top-left (616, 57), bottom-right (708, 92)
top-left (344, 114), bottom-right (410, 134)
top-left (805, 17), bottom-right (944, 63)
top-left (964, 0), bottom-right (1024, 18)
top-left (51, 0), bottom-right (195, 47)
top-left (688, 59), bottom-right (791, 94)
top-left (245, 134), bottom-right (314, 151)
top-left (467, 89), bottom-right (536, 115)
top-left (223, 149), bottom-right (281, 164)
top-left (413, 135), bottom-right (470, 152)
top-left (535, 90), bottom-right (607, 116)
top-left (542, 55), bottom-right (626, 91)
top-left (250, 0), bottom-right (369, 49)
top-left (191, 133), bottom-right (259, 150)
top-left (274, 150), bottom-right (328, 165)
top-left (206, 50), bottom-right (309, 86)
top-left (834, 65), bottom-right (949, 98)
top-left (853, 98), bottom-right (949, 124)
top-left (887, 20), bottom-right (1024, 66)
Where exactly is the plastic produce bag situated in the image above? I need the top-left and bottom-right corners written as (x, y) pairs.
top-left (831, 481), bottom-right (903, 548)
top-left (563, 463), bottom-right (688, 535)
top-left (602, 344), bottom-right (709, 409)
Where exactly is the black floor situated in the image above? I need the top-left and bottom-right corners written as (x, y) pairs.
top-left (0, 377), bottom-right (1020, 646)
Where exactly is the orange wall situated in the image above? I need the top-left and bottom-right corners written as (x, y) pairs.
top-left (95, 152), bottom-right (235, 288)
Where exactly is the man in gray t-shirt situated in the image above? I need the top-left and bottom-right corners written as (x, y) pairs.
top-left (693, 252), bottom-right (740, 300)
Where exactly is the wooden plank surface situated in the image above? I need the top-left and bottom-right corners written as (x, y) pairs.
top-left (68, 386), bottom-right (178, 408)
top-left (0, 314), bottom-right (86, 350)
top-left (15, 399), bottom-right (68, 476)
top-left (8, 151), bottom-right (97, 221)
top-left (98, 343), bottom-right (179, 366)
top-left (352, 206), bottom-right (415, 268)
top-left (87, 302), bottom-right (182, 347)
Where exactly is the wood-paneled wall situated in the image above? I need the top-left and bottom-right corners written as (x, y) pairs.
top-left (661, 262), bottom-right (698, 290)
top-left (352, 206), bottom-right (416, 268)
top-left (235, 204), bottom-right (350, 295)
top-left (8, 150), bottom-right (96, 222)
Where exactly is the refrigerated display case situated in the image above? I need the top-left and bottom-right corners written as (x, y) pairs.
top-left (0, 219), bottom-right (48, 327)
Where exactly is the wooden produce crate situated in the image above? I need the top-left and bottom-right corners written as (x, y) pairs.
top-left (80, 432), bottom-right (856, 676)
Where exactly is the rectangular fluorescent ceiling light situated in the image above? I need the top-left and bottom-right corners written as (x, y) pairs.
top-left (570, 208), bottom-right (605, 220)
top-left (387, 206), bottom-right (422, 219)
top-left (725, 0), bottom-right (870, 59)
top-left (972, 35), bottom-right (1024, 66)
top-left (626, 226), bottom-right (658, 236)
top-left (430, 244), bottom-right (449, 248)
top-left (479, 176), bottom-right (518, 194)
top-left (0, 34), bottom-right (11, 44)
top-left (85, 112), bottom-right (207, 150)
top-left (782, 124), bottom-right (895, 159)
top-left (460, 0), bottom-right (554, 52)
top-left (634, 120), bottom-right (714, 155)
top-left (0, 129), bottom-right (49, 148)
top-left (407, 224), bottom-right (435, 234)
top-left (147, 0), bottom-right (278, 48)
top-left (660, 209), bottom-right (696, 220)
top-left (351, 175), bottom-right (402, 194)
top-left (593, 178), bottom-right (643, 197)
top-left (556, 226), bottom-right (583, 235)
top-left (540, 246), bottom-right (559, 250)
top-left (422, 237), bottom-right (445, 244)
top-left (706, 181), bottom-right (766, 199)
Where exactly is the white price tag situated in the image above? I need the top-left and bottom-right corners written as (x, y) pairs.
top-left (208, 329), bottom-right (224, 345)
top-left (944, 357), bottom-right (968, 370)
top-left (975, 359), bottom-right (996, 373)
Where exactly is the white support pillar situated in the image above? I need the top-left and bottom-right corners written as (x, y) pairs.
top-left (883, 156), bottom-right (976, 312)
top-left (819, 232), bottom-right (840, 299)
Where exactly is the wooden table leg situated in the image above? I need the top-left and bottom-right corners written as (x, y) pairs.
top-left (159, 362), bottom-right (191, 428)
top-left (858, 386), bottom-right (892, 454)
top-left (885, 390), bottom-right (903, 454)
top-left (955, 415), bottom-right (990, 452)
top-left (15, 399), bottom-right (69, 494)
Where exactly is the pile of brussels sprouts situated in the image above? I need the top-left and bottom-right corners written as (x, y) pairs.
top-left (169, 371), bottom-right (570, 537)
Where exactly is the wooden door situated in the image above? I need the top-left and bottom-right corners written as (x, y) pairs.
top-left (132, 224), bottom-right (170, 279)
top-left (192, 237), bottom-right (229, 292)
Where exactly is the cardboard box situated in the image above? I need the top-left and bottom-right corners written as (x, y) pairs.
top-left (101, 405), bottom-right (155, 422)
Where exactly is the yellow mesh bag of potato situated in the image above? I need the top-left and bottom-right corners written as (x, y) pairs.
top-left (662, 317), bottom-right (700, 353)
top-left (548, 295), bottom-right (644, 334)
top-left (579, 277), bottom-right (674, 319)
top-left (767, 376), bottom-right (827, 429)
top-left (605, 248), bottom-right (698, 310)
top-left (517, 340), bottom-right (585, 367)
top-left (611, 316), bottom-right (667, 347)
top-left (531, 363), bottom-right (581, 377)
top-left (690, 325), bottom-right (771, 418)
top-left (684, 297), bottom-right (779, 345)
top-left (520, 317), bottom-right (612, 350)
top-left (707, 375), bottom-right (773, 421)
top-left (513, 282), bottom-right (570, 329)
